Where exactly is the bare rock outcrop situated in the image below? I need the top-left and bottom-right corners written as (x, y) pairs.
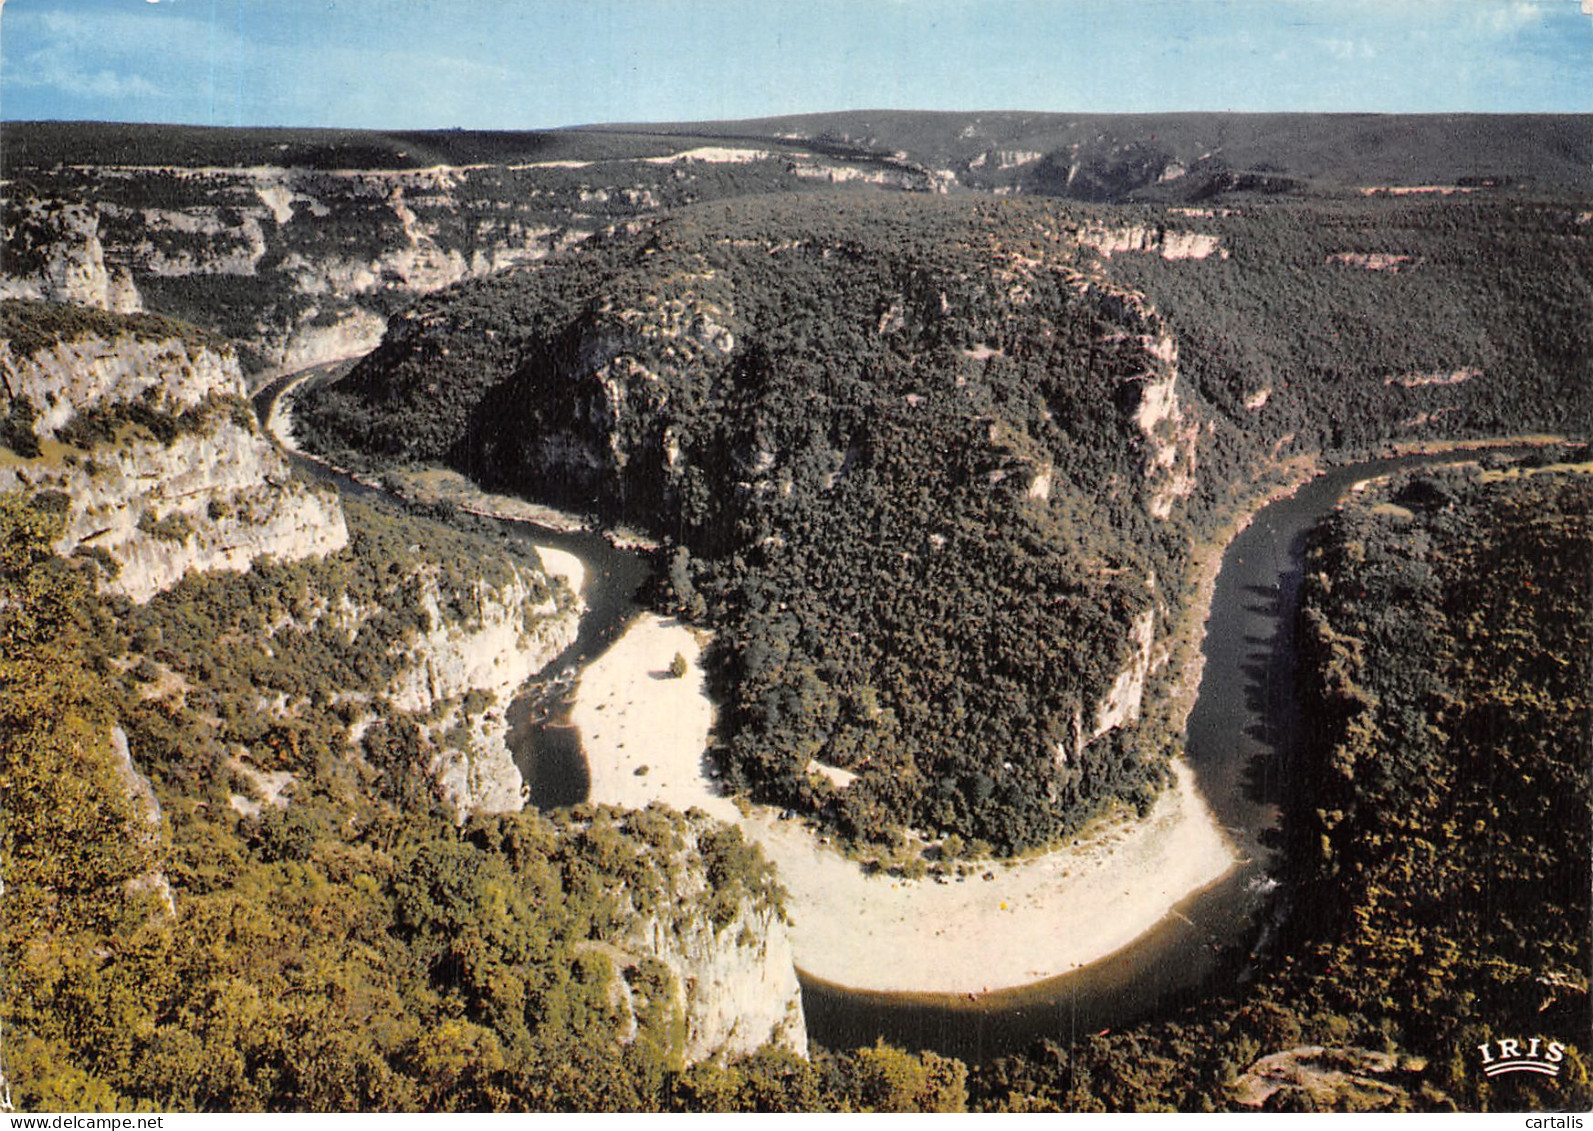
top-left (383, 564), bottom-right (579, 817)
top-left (584, 809), bottom-right (808, 1065)
top-left (109, 725), bottom-right (176, 917)
top-left (0, 202), bottom-right (143, 313)
top-left (1233, 1046), bottom-right (1441, 1111)
top-left (1078, 222), bottom-right (1225, 260)
top-left (0, 322), bottom-right (348, 602)
top-left (3, 330), bottom-right (239, 439)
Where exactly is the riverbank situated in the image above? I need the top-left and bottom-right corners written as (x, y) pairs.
top-left (572, 456), bottom-right (1369, 995)
top-left (575, 610), bottom-right (1236, 995)
top-left (1156, 454), bottom-right (1322, 739)
top-left (263, 368), bottom-right (594, 607)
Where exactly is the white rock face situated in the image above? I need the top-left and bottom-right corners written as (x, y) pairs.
top-left (608, 817), bottom-right (807, 1064)
top-left (3, 420), bottom-right (349, 603)
top-left (0, 333), bottom-right (348, 602)
top-left (1127, 330), bottom-right (1199, 520)
top-left (1326, 251), bottom-right (1418, 272)
top-left (4, 164), bottom-right (593, 377)
top-left (273, 308), bottom-right (388, 375)
top-left (382, 563), bottom-right (579, 818)
top-left (1064, 276), bottom-right (1199, 520)
top-left (3, 333), bottom-right (235, 439)
top-left (109, 725), bottom-right (176, 916)
top-left (0, 202), bottom-right (143, 313)
top-left (1078, 223), bottom-right (1225, 261)
top-left (643, 898), bottom-right (806, 1064)
top-left (1091, 607), bottom-right (1157, 740)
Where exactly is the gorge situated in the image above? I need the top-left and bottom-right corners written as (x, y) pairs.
top-left (3, 113), bottom-right (1588, 1112)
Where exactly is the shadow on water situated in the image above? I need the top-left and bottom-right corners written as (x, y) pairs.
top-left (491, 523), bottom-right (652, 810)
top-left (254, 366), bottom-right (655, 812)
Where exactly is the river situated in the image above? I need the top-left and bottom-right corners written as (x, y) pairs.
top-left (253, 372), bottom-right (1535, 1062)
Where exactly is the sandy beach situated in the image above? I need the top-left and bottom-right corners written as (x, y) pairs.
top-left (575, 610), bottom-right (1237, 995)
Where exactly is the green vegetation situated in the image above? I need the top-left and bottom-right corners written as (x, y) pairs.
top-left (1, 488), bottom-right (969, 1112)
top-left (298, 182), bottom-right (1590, 854)
top-left (6, 115), bottom-right (1590, 1112)
top-left (300, 194), bottom-right (1202, 852)
top-left (1105, 196), bottom-right (1593, 450)
top-left (969, 463), bottom-right (1592, 1111)
top-left (0, 298), bottom-right (227, 359)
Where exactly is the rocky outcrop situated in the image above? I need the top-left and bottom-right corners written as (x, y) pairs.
top-left (1383, 367), bottom-right (1480, 388)
top-left (1091, 607), bottom-right (1156, 740)
top-left (274, 308), bottom-right (388, 375)
top-left (383, 564), bottom-right (579, 817)
top-left (1074, 279), bottom-right (1200, 519)
top-left (591, 809), bottom-right (807, 1065)
top-left (0, 201), bottom-right (143, 313)
top-left (1327, 251), bottom-right (1418, 272)
top-left (1078, 223), bottom-right (1225, 260)
top-left (1233, 1046), bottom-right (1441, 1111)
top-left (0, 317), bottom-right (349, 602)
top-left (109, 725), bottom-right (175, 917)
top-left (3, 163), bottom-right (611, 379)
top-left (3, 331), bottom-right (236, 439)
top-left (2, 420), bottom-right (349, 603)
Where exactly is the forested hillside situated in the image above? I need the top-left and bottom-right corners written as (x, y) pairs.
top-left (3, 487), bottom-right (972, 1110)
top-left (298, 194), bottom-right (1221, 851)
top-left (593, 111), bottom-right (1593, 200)
top-left (1104, 196), bottom-right (1593, 447)
top-left (298, 185), bottom-right (1591, 850)
top-left (5, 113), bottom-right (1590, 1112)
top-left (971, 459), bottom-right (1592, 1111)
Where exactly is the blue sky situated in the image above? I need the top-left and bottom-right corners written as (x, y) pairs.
top-left (3, 0), bottom-right (1590, 128)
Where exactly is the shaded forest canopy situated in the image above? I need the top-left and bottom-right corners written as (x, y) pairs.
top-left (3, 113), bottom-right (1591, 1112)
top-left (298, 186), bottom-right (1591, 850)
top-left (299, 194), bottom-right (1207, 851)
top-left (9, 113), bottom-right (1591, 200)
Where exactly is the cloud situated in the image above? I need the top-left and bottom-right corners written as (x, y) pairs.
top-left (1322, 36), bottom-right (1377, 61)
top-left (7, 58), bottom-right (163, 100)
top-left (1477, 0), bottom-right (1547, 33)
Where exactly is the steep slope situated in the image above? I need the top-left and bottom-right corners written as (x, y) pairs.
top-left (594, 111), bottom-right (1593, 201)
top-left (298, 193), bottom-right (1218, 851)
top-left (0, 300), bottom-right (347, 601)
top-left (0, 300), bottom-right (579, 818)
top-left (11, 115), bottom-right (1585, 381)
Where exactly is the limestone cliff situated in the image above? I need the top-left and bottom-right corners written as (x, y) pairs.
top-left (4, 163), bottom-right (610, 377)
top-left (581, 808), bottom-right (808, 1065)
top-left (0, 201), bottom-right (143, 313)
top-left (383, 563), bottom-right (579, 817)
top-left (3, 419), bottom-right (349, 603)
top-left (1074, 279), bottom-right (1200, 520)
top-left (108, 724), bottom-right (176, 917)
top-left (0, 309), bottom-right (348, 602)
top-left (1090, 606), bottom-right (1157, 740)
top-left (1077, 222), bottom-right (1225, 260)
top-left (4, 329), bottom-right (248, 439)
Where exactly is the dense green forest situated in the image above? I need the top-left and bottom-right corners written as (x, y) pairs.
top-left (299, 194), bottom-right (1223, 852)
top-left (1105, 197), bottom-right (1593, 449)
top-left (298, 187), bottom-right (1591, 851)
top-left (6, 114), bottom-right (1590, 1112)
top-left (969, 462), bottom-right (1592, 1111)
